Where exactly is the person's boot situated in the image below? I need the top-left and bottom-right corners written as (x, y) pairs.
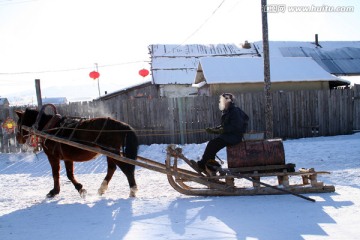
top-left (189, 160), bottom-right (206, 174)
top-left (205, 159), bottom-right (222, 176)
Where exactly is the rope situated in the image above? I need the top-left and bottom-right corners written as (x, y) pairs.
top-left (137, 130), bottom-right (205, 137)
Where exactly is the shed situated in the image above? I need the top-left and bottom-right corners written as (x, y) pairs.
top-left (0, 98), bottom-right (10, 121)
top-left (0, 98), bottom-right (10, 108)
top-left (97, 81), bottom-right (157, 101)
top-left (193, 57), bottom-right (349, 96)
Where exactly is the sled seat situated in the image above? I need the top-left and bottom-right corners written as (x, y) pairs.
top-left (226, 138), bottom-right (286, 168)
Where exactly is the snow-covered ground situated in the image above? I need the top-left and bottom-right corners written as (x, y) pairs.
top-left (1, 133), bottom-right (360, 240)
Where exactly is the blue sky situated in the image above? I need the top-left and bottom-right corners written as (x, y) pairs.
top-left (0, 0), bottom-right (359, 101)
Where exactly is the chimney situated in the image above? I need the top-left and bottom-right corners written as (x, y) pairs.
top-left (315, 34), bottom-right (320, 47)
top-left (242, 40), bottom-right (251, 49)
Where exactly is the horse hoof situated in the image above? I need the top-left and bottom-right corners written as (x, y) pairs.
top-left (46, 190), bottom-right (59, 198)
top-left (129, 186), bottom-right (138, 197)
top-left (98, 180), bottom-right (108, 195)
top-left (79, 189), bottom-right (87, 198)
top-left (46, 193), bottom-right (55, 198)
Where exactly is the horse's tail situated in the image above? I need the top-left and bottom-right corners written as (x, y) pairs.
top-left (124, 127), bottom-right (139, 160)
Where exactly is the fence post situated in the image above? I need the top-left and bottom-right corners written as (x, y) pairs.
top-left (354, 84), bottom-right (360, 131)
top-left (177, 98), bottom-right (185, 145)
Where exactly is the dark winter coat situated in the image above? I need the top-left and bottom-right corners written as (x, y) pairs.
top-left (218, 103), bottom-right (249, 145)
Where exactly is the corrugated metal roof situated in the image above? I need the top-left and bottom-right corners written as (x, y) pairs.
top-left (195, 57), bottom-right (348, 84)
top-left (279, 47), bottom-right (360, 75)
top-left (254, 41), bottom-right (360, 75)
top-left (150, 41), bottom-right (360, 85)
top-left (151, 57), bottom-right (199, 70)
top-left (150, 43), bottom-right (257, 57)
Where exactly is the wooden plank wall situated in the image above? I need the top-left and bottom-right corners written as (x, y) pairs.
top-left (4, 87), bottom-right (359, 150)
top-left (353, 84), bottom-right (360, 131)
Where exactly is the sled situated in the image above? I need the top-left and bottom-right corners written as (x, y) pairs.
top-left (21, 126), bottom-right (335, 202)
top-left (165, 144), bottom-right (335, 201)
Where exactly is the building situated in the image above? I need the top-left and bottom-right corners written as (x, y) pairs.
top-left (149, 43), bottom-right (258, 97)
top-left (0, 98), bottom-right (9, 108)
top-left (193, 57), bottom-right (350, 96)
top-left (98, 81), bottom-right (157, 101)
top-left (100, 39), bottom-right (360, 101)
top-left (0, 98), bottom-right (10, 121)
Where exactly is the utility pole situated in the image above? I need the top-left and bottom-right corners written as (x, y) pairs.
top-left (261, 0), bottom-right (273, 139)
top-left (35, 79), bottom-right (42, 109)
top-left (95, 63), bottom-right (101, 98)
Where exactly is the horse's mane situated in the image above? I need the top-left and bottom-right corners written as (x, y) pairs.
top-left (22, 109), bottom-right (38, 127)
top-left (23, 108), bottom-right (56, 130)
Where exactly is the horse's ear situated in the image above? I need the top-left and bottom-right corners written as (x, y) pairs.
top-left (15, 110), bottom-right (24, 118)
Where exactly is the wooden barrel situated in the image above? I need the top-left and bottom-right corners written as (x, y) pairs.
top-left (226, 139), bottom-right (285, 168)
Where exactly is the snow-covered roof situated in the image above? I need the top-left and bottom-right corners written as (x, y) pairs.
top-left (149, 41), bottom-right (359, 85)
top-left (195, 57), bottom-right (349, 84)
top-left (149, 43), bottom-right (258, 84)
top-left (97, 80), bottom-right (152, 100)
top-left (150, 43), bottom-right (257, 57)
top-left (42, 97), bottom-right (68, 105)
top-left (254, 41), bottom-right (360, 75)
top-left (0, 98), bottom-right (9, 105)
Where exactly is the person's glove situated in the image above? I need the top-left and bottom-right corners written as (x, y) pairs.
top-left (205, 127), bottom-right (224, 134)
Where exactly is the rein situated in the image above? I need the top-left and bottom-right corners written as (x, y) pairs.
top-left (41, 126), bottom-right (205, 137)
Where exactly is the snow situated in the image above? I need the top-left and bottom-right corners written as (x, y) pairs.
top-left (197, 57), bottom-right (344, 84)
top-left (1, 133), bottom-right (360, 240)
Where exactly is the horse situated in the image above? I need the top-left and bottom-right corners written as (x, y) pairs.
top-left (15, 104), bottom-right (139, 198)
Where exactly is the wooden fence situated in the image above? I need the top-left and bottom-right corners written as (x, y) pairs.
top-left (1, 86), bottom-right (360, 152)
top-left (59, 86), bottom-right (359, 144)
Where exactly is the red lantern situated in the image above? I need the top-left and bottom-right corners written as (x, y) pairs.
top-left (139, 68), bottom-right (149, 77)
top-left (89, 71), bottom-right (100, 79)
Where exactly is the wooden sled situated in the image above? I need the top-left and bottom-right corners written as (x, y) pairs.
top-left (165, 145), bottom-right (335, 201)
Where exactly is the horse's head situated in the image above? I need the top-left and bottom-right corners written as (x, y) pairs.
top-left (16, 105), bottom-right (59, 144)
top-left (15, 108), bottom-right (39, 144)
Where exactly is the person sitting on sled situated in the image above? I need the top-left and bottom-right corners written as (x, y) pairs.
top-left (191, 93), bottom-right (249, 175)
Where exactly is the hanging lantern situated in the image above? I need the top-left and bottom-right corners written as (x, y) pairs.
top-left (139, 68), bottom-right (149, 77)
top-left (2, 118), bottom-right (16, 134)
top-left (89, 71), bottom-right (100, 79)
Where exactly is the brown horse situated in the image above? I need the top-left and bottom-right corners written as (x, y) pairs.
top-left (15, 104), bottom-right (139, 198)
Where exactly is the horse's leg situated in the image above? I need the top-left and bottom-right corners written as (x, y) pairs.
top-left (98, 158), bottom-right (117, 195)
top-left (116, 161), bottom-right (137, 197)
top-left (47, 156), bottom-right (61, 198)
top-left (64, 161), bottom-right (86, 198)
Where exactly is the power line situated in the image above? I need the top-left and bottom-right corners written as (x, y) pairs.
top-left (0, 60), bottom-right (149, 75)
top-left (160, 0), bottom-right (227, 55)
top-left (179, 0), bottom-right (226, 45)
